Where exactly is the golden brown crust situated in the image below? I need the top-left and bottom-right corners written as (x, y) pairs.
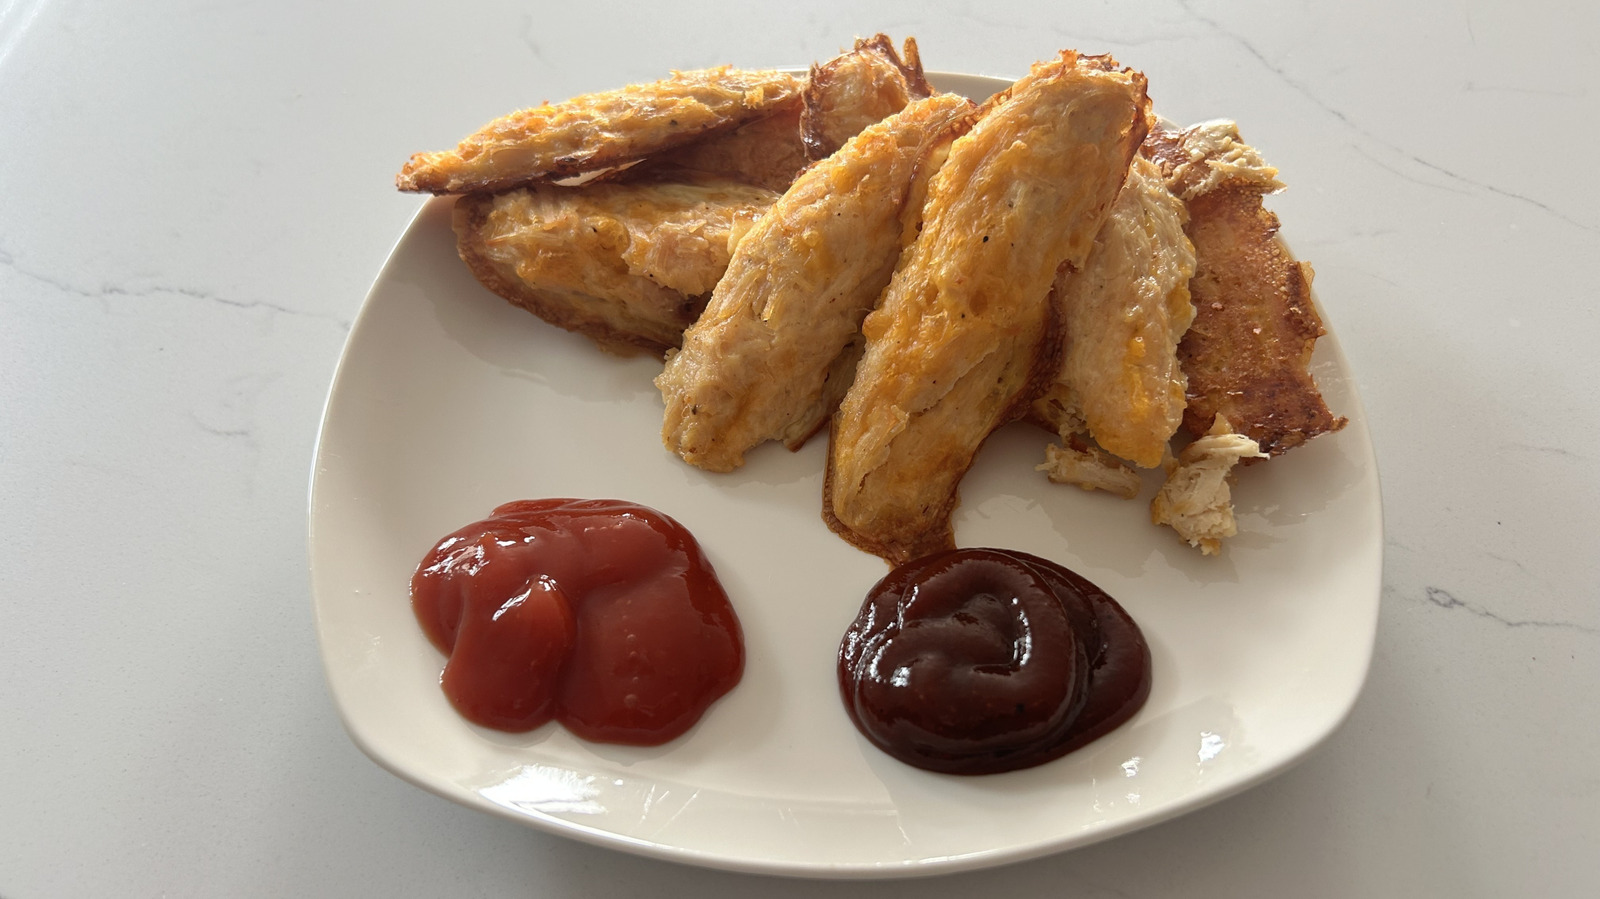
top-left (1144, 122), bottom-right (1344, 456)
top-left (800, 34), bottom-right (934, 161)
top-left (453, 178), bottom-right (778, 356)
top-left (1176, 189), bottom-right (1345, 453)
top-left (398, 67), bottom-right (802, 194)
top-left (656, 93), bottom-right (976, 472)
top-left (825, 51), bottom-right (1150, 564)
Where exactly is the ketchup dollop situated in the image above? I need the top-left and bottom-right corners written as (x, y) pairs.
top-left (838, 548), bottom-right (1150, 774)
top-left (411, 499), bottom-right (743, 745)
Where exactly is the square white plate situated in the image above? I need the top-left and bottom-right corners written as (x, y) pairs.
top-left (310, 72), bottom-right (1382, 878)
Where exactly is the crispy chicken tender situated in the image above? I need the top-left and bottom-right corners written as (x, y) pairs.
top-left (454, 177), bottom-right (778, 355)
top-left (1143, 121), bottom-right (1345, 456)
top-left (826, 52), bottom-right (1150, 565)
top-left (619, 34), bottom-right (935, 194)
top-left (397, 67), bottom-right (802, 194)
top-left (1033, 155), bottom-right (1196, 470)
top-left (1150, 416), bottom-right (1266, 554)
top-left (801, 34), bottom-right (933, 160)
top-left (656, 93), bottom-right (976, 472)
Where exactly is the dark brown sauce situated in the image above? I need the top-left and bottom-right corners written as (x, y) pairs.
top-left (838, 548), bottom-right (1150, 774)
top-left (411, 499), bottom-right (743, 745)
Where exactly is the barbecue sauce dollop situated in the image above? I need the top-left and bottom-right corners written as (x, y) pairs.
top-left (411, 499), bottom-right (743, 745)
top-left (838, 548), bottom-right (1150, 774)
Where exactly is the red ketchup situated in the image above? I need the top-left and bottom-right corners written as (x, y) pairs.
top-left (411, 499), bottom-right (743, 745)
top-left (838, 548), bottom-right (1150, 774)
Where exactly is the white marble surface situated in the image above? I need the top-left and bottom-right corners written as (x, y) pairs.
top-left (1, 0), bottom-right (1594, 895)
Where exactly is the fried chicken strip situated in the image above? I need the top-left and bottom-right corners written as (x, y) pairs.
top-left (398, 67), bottom-right (802, 194)
top-left (1033, 155), bottom-right (1196, 471)
top-left (826, 52), bottom-right (1150, 564)
top-left (656, 93), bottom-right (976, 472)
top-left (801, 34), bottom-right (933, 160)
top-left (1143, 121), bottom-right (1345, 456)
top-left (454, 177), bottom-right (778, 355)
top-left (632, 34), bottom-right (934, 193)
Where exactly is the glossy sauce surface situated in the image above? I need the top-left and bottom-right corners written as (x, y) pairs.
top-left (838, 548), bottom-right (1150, 774)
top-left (411, 499), bottom-right (743, 745)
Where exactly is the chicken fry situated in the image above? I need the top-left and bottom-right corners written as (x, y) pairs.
top-left (398, 67), bottom-right (801, 194)
top-left (1033, 155), bottom-right (1196, 470)
top-left (825, 52), bottom-right (1150, 564)
top-left (634, 34), bottom-right (934, 193)
top-left (1143, 121), bottom-right (1345, 456)
top-left (454, 176), bottom-right (778, 355)
top-left (801, 34), bottom-right (933, 160)
top-left (656, 93), bottom-right (976, 472)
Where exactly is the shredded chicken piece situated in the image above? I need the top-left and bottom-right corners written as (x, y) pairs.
top-left (1154, 119), bottom-right (1284, 200)
top-left (1150, 416), bottom-right (1267, 554)
top-left (1038, 433), bottom-right (1143, 499)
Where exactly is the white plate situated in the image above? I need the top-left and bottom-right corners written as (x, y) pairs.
top-left (310, 72), bottom-right (1382, 878)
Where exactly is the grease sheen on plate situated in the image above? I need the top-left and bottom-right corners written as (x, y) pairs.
top-left (309, 72), bottom-right (1382, 878)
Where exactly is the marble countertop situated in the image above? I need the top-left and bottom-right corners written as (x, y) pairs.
top-left (2, 1), bottom-right (1594, 895)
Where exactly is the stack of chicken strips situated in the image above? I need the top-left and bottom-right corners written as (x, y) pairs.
top-left (397, 36), bottom-right (1346, 563)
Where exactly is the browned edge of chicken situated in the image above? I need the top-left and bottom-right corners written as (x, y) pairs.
top-left (1143, 122), bottom-right (1346, 457)
top-left (644, 95), bottom-right (809, 191)
top-left (452, 193), bottom-right (679, 355)
top-left (398, 67), bottom-right (802, 194)
top-left (800, 35), bottom-right (934, 161)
